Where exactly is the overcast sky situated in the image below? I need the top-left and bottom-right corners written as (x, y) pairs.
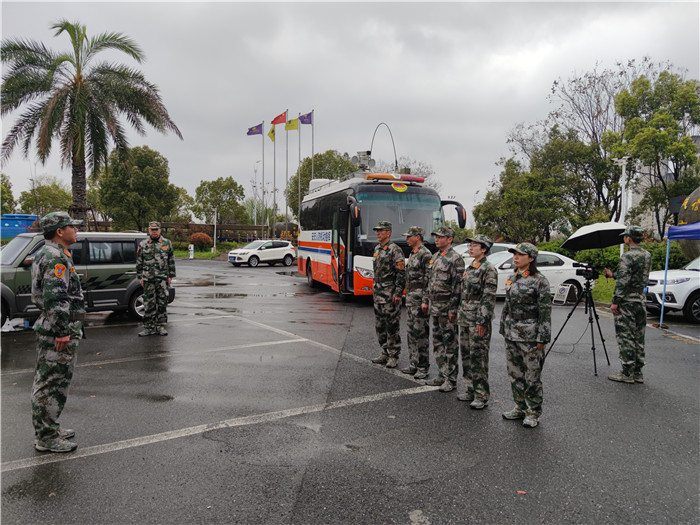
top-left (2, 1), bottom-right (698, 224)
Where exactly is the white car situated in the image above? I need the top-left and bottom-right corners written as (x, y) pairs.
top-left (454, 242), bottom-right (516, 266)
top-left (487, 250), bottom-right (592, 298)
top-left (228, 240), bottom-right (296, 267)
top-left (646, 256), bottom-right (700, 323)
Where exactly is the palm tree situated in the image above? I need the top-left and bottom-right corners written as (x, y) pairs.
top-left (1, 20), bottom-right (182, 223)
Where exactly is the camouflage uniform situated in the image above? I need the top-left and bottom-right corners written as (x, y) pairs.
top-left (31, 213), bottom-right (84, 447)
top-left (499, 243), bottom-right (551, 420)
top-left (610, 228), bottom-right (651, 380)
top-left (457, 236), bottom-right (498, 403)
top-left (136, 222), bottom-right (176, 335)
top-left (372, 221), bottom-right (406, 361)
top-left (423, 227), bottom-right (465, 385)
top-left (403, 227), bottom-right (432, 375)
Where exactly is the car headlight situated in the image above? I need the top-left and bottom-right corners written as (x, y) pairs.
top-left (356, 267), bottom-right (374, 279)
top-left (667, 277), bottom-right (691, 285)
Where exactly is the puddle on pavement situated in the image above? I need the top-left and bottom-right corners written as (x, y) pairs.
top-left (201, 293), bottom-right (248, 299)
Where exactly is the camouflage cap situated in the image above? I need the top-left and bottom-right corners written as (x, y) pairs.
top-left (372, 221), bottom-right (392, 231)
top-left (402, 226), bottom-right (424, 237)
top-left (509, 242), bottom-right (538, 258)
top-left (620, 225), bottom-right (644, 242)
top-left (148, 221), bottom-right (162, 229)
top-left (40, 211), bottom-right (82, 234)
top-left (432, 226), bottom-right (455, 238)
top-left (465, 234), bottom-right (493, 249)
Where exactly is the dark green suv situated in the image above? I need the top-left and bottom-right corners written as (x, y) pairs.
top-left (1, 232), bottom-right (175, 326)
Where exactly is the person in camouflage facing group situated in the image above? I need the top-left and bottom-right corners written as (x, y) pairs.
top-left (499, 243), bottom-right (551, 428)
top-left (136, 221), bottom-right (176, 336)
top-left (603, 226), bottom-right (651, 384)
top-left (31, 211), bottom-right (85, 453)
top-left (400, 226), bottom-right (432, 379)
top-left (421, 226), bottom-right (465, 392)
top-left (456, 234), bottom-right (498, 409)
top-left (370, 221), bottom-right (406, 368)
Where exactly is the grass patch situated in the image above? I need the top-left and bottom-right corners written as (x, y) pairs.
top-left (173, 249), bottom-right (221, 259)
top-left (591, 275), bottom-right (615, 304)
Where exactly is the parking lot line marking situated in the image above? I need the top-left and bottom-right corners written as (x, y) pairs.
top-left (1, 385), bottom-right (437, 473)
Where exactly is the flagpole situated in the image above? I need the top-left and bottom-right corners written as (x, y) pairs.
top-left (298, 112), bottom-right (301, 222)
top-left (273, 129), bottom-right (276, 237)
top-left (311, 109), bottom-right (315, 179)
top-left (261, 121), bottom-right (265, 239)
top-left (285, 118), bottom-right (289, 237)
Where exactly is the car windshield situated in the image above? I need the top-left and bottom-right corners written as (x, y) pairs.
top-left (487, 251), bottom-right (512, 266)
top-left (356, 191), bottom-right (443, 243)
top-left (683, 257), bottom-right (700, 271)
top-left (0, 235), bottom-right (33, 266)
top-left (242, 240), bottom-right (265, 250)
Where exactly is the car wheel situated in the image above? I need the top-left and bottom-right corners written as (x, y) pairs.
top-left (306, 260), bottom-right (316, 288)
top-left (0, 301), bottom-right (7, 328)
top-left (248, 256), bottom-right (260, 268)
top-left (682, 291), bottom-right (700, 323)
top-left (283, 254), bottom-right (294, 267)
top-left (564, 280), bottom-right (583, 301)
top-left (129, 289), bottom-right (145, 320)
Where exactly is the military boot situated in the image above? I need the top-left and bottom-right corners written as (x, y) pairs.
top-left (157, 326), bottom-right (168, 336)
top-left (35, 437), bottom-right (78, 453)
top-left (457, 391), bottom-right (474, 402)
top-left (502, 407), bottom-right (526, 420)
top-left (371, 354), bottom-right (388, 365)
top-left (438, 380), bottom-right (456, 393)
top-left (470, 398), bottom-right (488, 410)
top-left (522, 415), bottom-right (539, 428)
top-left (413, 369), bottom-right (429, 380)
top-left (608, 371), bottom-right (634, 384)
top-left (385, 357), bottom-right (398, 368)
top-left (633, 372), bottom-right (644, 383)
top-left (425, 376), bottom-right (445, 387)
top-left (401, 365), bottom-right (417, 375)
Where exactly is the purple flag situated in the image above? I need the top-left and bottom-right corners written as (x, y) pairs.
top-left (299, 112), bottom-right (313, 125)
top-left (247, 123), bottom-right (263, 136)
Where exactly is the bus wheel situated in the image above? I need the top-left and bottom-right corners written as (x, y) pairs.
top-left (306, 261), bottom-right (316, 288)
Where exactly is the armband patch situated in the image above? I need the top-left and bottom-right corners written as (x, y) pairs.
top-left (54, 264), bottom-right (67, 278)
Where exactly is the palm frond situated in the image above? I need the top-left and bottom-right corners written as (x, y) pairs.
top-left (86, 33), bottom-right (144, 63)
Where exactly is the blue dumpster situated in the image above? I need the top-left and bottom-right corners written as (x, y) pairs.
top-left (1, 214), bottom-right (40, 239)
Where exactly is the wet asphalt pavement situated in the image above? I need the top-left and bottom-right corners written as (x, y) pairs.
top-left (1, 259), bottom-right (698, 524)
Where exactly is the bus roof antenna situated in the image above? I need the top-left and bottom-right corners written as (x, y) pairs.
top-left (369, 123), bottom-right (399, 172)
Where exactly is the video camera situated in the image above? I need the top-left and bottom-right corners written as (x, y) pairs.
top-left (573, 262), bottom-right (599, 280)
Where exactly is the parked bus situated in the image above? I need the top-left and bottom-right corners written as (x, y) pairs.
top-left (298, 152), bottom-right (466, 296)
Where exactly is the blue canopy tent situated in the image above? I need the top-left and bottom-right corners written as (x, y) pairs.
top-left (659, 223), bottom-right (700, 325)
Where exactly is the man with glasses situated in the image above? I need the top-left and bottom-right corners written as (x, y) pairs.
top-left (31, 211), bottom-right (84, 453)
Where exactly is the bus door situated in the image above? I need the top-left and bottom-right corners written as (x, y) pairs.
top-left (331, 208), bottom-right (350, 294)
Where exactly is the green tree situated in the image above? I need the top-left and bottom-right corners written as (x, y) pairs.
top-left (17, 175), bottom-right (72, 216)
top-left (611, 71), bottom-right (700, 236)
top-left (285, 150), bottom-right (356, 219)
top-left (1, 173), bottom-right (15, 214)
top-left (1, 19), bottom-right (182, 224)
top-left (99, 146), bottom-right (179, 230)
top-left (162, 186), bottom-right (195, 223)
top-left (473, 158), bottom-right (568, 243)
top-left (192, 177), bottom-right (247, 225)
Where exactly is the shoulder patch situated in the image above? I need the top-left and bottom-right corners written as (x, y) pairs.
top-left (63, 249), bottom-right (72, 258)
top-left (397, 261), bottom-right (405, 270)
top-left (54, 263), bottom-right (67, 278)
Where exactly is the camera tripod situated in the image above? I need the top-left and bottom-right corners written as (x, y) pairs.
top-left (545, 278), bottom-right (610, 375)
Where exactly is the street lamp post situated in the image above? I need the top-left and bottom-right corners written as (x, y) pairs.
top-left (612, 156), bottom-right (631, 256)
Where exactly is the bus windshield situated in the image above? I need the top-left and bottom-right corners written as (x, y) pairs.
top-left (356, 190), bottom-right (443, 242)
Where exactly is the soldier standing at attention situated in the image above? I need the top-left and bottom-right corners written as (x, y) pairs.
top-left (31, 211), bottom-right (84, 453)
top-left (603, 226), bottom-right (651, 384)
top-left (500, 243), bottom-right (551, 428)
top-left (400, 226), bottom-right (432, 380)
top-left (421, 226), bottom-right (465, 392)
top-left (456, 234), bottom-right (498, 409)
top-left (136, 221), bottom-right (175, 336)
top-left (370, 221), bottom-right (406, 368)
